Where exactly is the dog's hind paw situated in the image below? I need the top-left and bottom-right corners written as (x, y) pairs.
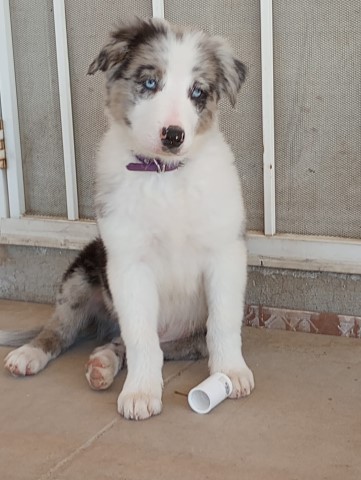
top-left (117, 391), bottom-right (162, 420)
top-left (4, 345), bottom-right (50, 376)
top-left (85, 347), bottom-right (122, 390)
top-left (227, 366), bottom-right (255, 398)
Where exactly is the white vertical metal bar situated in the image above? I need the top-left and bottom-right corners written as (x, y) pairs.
top-left (260, 0), bottom-right (276, 235)
top-left (0, 171), bottom-right (9, 218)
top-left (53, 0), bottom-right (79, 220)
top-left (152, 0), bottom-right (165, 18)
top-left (0, 0), bottom-right (25, 218)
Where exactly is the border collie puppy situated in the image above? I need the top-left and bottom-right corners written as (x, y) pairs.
top-left (1, 18), bottom-right (254, 420)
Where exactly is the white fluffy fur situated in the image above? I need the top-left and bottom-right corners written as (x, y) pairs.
top-left (95, 31), bottom-right (254, 420)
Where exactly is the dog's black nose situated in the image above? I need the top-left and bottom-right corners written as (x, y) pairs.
top-left (161, 126), bottom-right (185, 149)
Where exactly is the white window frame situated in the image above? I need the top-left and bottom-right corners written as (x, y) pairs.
top-left (0, 0), bottom-right (25, 219)
top-left (1, 0), bottom-right (361, 275)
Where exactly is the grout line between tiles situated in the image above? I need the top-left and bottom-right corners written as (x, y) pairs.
top-left (37, 417), bottom-right (118, 480)
top-left (38, 360), bottom-right (196, 479)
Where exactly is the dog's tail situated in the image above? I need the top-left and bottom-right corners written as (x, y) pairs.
top-left (0, 323), bottom-right (121, 348)
top-left (0, 328), bottom-right (43, 347)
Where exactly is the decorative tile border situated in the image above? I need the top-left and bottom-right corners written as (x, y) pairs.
top-left (244, 305), bottom-right (361, 339)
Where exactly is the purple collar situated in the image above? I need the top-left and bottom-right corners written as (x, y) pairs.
top-left (126, 155), bottom-right (182, 173)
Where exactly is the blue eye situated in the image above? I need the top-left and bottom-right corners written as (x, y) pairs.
top-left (144, 79), bottom-right (157, 90)
top-left (191, 87), bottom-right (203, 99)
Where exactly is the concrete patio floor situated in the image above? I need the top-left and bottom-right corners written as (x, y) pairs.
top-left (0, 299), bottom-right (360, 480)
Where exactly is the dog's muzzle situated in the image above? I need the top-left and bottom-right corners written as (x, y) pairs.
top-left (161, 125), bottom-right (185, 149)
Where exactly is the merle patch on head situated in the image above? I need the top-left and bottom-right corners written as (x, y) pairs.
top-left (195, 36), bottom-right (247, 107)
top-left (87, 18), bottom-right (168, 76)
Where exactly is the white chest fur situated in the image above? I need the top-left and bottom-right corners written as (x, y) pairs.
top-left (96, 125), bottom-right (245, 340)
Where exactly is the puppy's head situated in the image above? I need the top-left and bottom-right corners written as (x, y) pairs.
top-left (89, 18), bottom-right (246, 160)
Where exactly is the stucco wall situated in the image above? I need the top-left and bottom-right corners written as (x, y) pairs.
top-left (1, 244), bottom-right (360, 317)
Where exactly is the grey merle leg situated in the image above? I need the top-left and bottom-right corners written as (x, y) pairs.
top-left (5, 269), bottom-right (96, 376)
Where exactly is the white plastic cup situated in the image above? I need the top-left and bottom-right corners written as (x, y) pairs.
top-left (188, 373), bottom-right (233, 414)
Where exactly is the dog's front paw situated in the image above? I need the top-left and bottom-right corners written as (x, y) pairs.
top-left (117, 391), bottom-right (162, 420)
top-left (227, 366), bottom-right (255, 398)
top-left (4, 345), bottom-right (50, 376)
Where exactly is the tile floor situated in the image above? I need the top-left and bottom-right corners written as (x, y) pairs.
top-left (0, 299), bottom-right (360, 480)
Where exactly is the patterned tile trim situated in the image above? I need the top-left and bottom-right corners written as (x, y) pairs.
top-left (244, 305), bottom-right (361, 338)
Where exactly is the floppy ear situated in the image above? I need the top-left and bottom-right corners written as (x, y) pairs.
top-left (87, 17), bottom-right (142, 75)
top-left (87, 40), bottom-right (128, 75)
top-left (211, 37), bottom-right (247, 107)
